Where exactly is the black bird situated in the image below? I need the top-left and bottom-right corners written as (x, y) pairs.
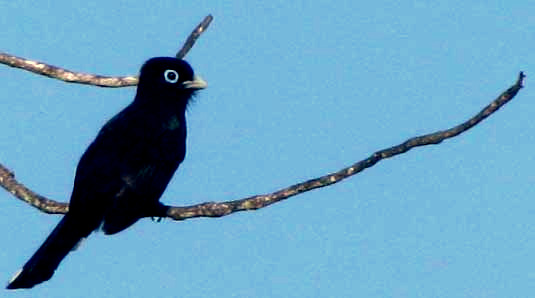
top-left (6, 57), bottom-right (206, 289)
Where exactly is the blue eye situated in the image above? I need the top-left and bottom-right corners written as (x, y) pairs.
top-left (164, 69), bottom-right (179, 83)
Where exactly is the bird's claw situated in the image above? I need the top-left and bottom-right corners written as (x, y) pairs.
top-left (150, 217), bottom-right (164, 222)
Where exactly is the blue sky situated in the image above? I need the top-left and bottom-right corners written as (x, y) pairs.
top-left (1, 1), bottom-right (535, 297)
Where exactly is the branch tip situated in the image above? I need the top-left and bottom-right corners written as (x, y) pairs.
top-left (176, 14), bottom-right (214, 59)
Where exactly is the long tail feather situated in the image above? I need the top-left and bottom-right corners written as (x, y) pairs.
top-left (7, 214), bottom-right (85, 289)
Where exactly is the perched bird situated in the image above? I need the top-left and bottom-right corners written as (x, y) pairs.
top-left (6, 57), bottom-right (207, 289)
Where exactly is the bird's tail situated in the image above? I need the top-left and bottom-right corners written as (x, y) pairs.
top-left (6, 214), bottom-right (86, 289)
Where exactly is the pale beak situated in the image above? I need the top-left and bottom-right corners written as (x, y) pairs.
top-left (182, 75), bottom-right (207, 90)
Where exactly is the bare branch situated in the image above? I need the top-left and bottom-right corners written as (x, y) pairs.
top-left (176, 15), bottom-right (213, 59)
top-left (0, 15), bottom-right (213, 87)
top-left (160, 72), bottom-right (526, 220)
top-left (0, 52), bottom-right (138, 87)
top-left (1, 73), bottom-right (525, 220)
top-left (0, 164), bottom-right (68, 214)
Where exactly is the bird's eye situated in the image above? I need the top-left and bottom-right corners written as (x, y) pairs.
top-left (164, 69), bottom-right (179, 83)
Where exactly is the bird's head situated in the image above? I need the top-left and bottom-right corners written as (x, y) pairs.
top-left (136, 57), bottom-right (207, 107)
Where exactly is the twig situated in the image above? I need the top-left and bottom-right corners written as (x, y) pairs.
top-left (0, 73), bottom-right (526, 219)
top-left (176, 15), bottom-right (213, 59)
top-left (0, 15), bottom-right (213, 87)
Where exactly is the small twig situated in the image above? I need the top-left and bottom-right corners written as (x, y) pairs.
top-left (176, 15), bottom-right (213, 59)
top-left (0, 73), bottom-right (525, 219)
top-left (0, 15), bottom-right (213, 87)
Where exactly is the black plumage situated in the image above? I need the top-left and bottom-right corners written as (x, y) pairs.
top-left (7, 57), bottom-right (206, 289)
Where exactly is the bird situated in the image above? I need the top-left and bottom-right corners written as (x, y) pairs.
top-left (6, 57), bottom-right (207, 289)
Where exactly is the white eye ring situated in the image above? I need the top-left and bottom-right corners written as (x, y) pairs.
top-left (164, 69), bottom-right (179, 83)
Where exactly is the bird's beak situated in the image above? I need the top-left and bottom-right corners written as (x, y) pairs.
top-left (182, 75), bottom-right (207, 90)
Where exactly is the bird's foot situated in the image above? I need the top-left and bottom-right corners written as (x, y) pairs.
top-left (151, 216), bottom-right (164, 222)
top-left (148, 203), bottom-right (169, 222)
